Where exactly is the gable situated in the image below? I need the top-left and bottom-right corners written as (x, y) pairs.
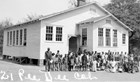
top-left (41, 3), bottom-right (108, 24)
top-left (5, 2), bottom-right (132, 32)
top-left (5, 2), bottom-right (109, 29)
top-left (78, 15), bottom-right (132, 31)
top-left (40, 2), bottom-right (108, 21)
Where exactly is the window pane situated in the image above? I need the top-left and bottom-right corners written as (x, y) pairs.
top-left (56, 35), bottom-right (62, 41)
top-left (106, 37), bottom-right (111, 46)
top-left (106, 29), bottom-right (110, 37)
top-left (98, 28), bottom-right (103, 36)
top-left (98, 37), bottom-right (104, 46)
top-left (46, 34), bottom-right (52, 41)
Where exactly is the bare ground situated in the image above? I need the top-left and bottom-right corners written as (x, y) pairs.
top-left (0, 59), bottom-right (139, 82)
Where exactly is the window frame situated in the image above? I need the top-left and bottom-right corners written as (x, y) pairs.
top-left (20, 29), bottom-right (23, 46)
top-left (82, 28), bottom-right (87, 46)
top-left (113, 29), bottom-right (117, 47)
top-left (122, 34), bottom-right (126, 44)
top-left (23, 28), bottom-right (27, 46)
top-left (46, 26), bottom-right (53, 41)
top-left (16, 30), bottom-right (19, 46)
top-left (7, 32), bottom-right (9, 46)
top-left (13, 31), bottom-right (15, 46)
top-left (10, 31), bottom-right (12, 46)
top-left (56, 27), bottom-right (63, 41)
top-left (106, 29), bottom-right (111, 46)
top-left (98, 28), bottom-right (104, 46)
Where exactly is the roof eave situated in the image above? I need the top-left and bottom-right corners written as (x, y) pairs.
top-left (110, 15), bottom-right (133, 31)
top-left (4, 19), bottom-right (40, 30)
top-left (5, 2), bottom-right (96, 30)
top-left (39, 2), bottom-right (96, 20)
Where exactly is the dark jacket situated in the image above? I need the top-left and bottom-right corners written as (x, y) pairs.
top-left (45, 51), bottom-right (52, 60)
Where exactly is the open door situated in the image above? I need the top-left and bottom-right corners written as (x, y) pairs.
top-left (69, 37), bottom-right (77, 53)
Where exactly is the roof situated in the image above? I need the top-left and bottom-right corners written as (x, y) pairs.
top-left (5, 2), bottom-right (98, 29)
top-left (5, 2), bottom-right (132, 31)
top-left (78, 15), bottom-right (133, 31)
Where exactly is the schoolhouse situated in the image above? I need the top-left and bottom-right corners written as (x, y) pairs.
top-left (2, 2), bottom-right (132, 65)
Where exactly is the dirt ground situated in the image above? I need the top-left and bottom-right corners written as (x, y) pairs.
top-left (0, 59), bottom-right (140, 82)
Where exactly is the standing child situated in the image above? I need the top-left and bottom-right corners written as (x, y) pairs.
top-left (92, 55), bottom-right (97, 72)
top-left (56, 50), bottom-right (61, 71)
top-left (82, 50), bottom-right (88, 71)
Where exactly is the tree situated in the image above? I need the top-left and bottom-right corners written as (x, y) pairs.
top-left (23, 14), bottom-right (43, 22)
top-left (69, 0), bottom-right (92, 7)
top-left (105, 0), bottom-right (140, 55)
top-left (0, 19), bottom-right (13, 55)
top-left (0, 19), bottom-right (13, 29)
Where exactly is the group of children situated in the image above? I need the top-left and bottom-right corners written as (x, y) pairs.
top-left (45, 48), bottom-right (139, 73)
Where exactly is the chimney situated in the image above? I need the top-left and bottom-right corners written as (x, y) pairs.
top-left (77, 0), bottom-right (86, 7)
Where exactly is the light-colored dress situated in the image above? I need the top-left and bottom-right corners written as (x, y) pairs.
top-left (92, 60), bottom-right (97, 72)
top-left (110, 61), bottom-right (117, 73)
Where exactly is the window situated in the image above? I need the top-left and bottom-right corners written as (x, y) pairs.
top-left (7, 32), bottom-right (9, 45)
top-left (98, 28), bottom-right (103, 46)
top-left (56, 27), bottom-right (62, 41)
top-left (16, 30), bottom-right (19, 45)
top-left (20, 29), bottom-right (23, 45)
top-left (113, 29), bottom-right (117, 47)
top-left (10, 31), bottom-right (12, 45)
top-left (122, 34), bottom-right (126, 44)
top-left (13, 31), bottom-right (15, 46)
top-left (23, 29), bottom-right (27, 46)
top-left (106, 29), bottom-right (111, 46)
top-left (46, 26), bottom-right (53, 41)
top-left (106, 20), bottom-right (111, 24)
top-left (82, 28), bottom-right (87, 46)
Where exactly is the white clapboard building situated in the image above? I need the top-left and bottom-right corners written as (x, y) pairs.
top-left (3, 2), bottom-right (132, 65)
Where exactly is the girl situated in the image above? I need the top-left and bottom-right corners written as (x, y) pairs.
top-left (92, 54), bottom-right (97, 72)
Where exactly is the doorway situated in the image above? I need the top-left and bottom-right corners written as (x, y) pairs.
top-left (69, 37), bottom-right (77, 53)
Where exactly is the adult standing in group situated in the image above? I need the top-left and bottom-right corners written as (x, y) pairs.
top-left (45, 48), bottom-right (52, 71)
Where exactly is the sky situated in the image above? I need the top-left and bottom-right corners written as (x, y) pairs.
top-left (0, 0), bottom-right (110, 24)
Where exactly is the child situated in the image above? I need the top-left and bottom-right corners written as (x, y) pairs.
top-left (92, 56), bottom-right (97, 72)
top-left (82, 50), bottom-right (88, 71)
top-left (110, 59), bottom-right (117, 73)
top-left (70, 54), bottom-right (75, 71)
top-left (54, 54), bottom-right (58, 71)
top-left (75, 54), bottom-right (79, 71)
top-left (87, 52), bottom-right (90, 71)
top-left (51, 53), bottom-right (55, 71)
top-left (78, 53), bottom-right (83, 71)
